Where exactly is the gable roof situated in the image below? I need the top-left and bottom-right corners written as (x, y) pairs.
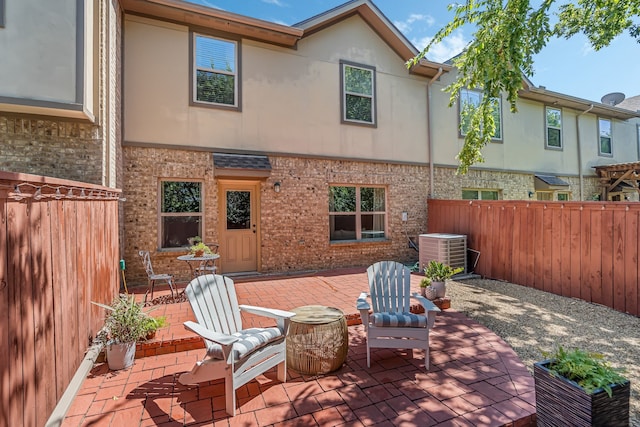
top-left (120, 0), bottom-right (303, 47)
top-left (295, 0), bottom-right (449, 78)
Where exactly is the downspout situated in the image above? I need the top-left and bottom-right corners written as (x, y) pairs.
top-left (576, 104), bottom-right (594, 200)
top-left (427, 67), bottom-right (444, 198)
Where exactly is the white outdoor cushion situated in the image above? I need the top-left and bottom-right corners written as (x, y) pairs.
top-left (206, 327), bottom-right (283, 361)
top-left (371, 312), bottom-right (427, 328)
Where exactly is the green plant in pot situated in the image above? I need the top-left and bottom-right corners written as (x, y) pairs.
top-left (190, 242), bottom-right (212, 257)
top-left (141, 315), bottom-right (167, 340)
top-left (423, 260), bottom-right (463, 298)
top-left (419, 277), bottom-right (438, 300)
top-left (93, 294), bottom-right (156, 370)
top-left (534, 346), bottom-right (629, 426)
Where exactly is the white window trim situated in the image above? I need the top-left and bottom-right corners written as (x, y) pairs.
top-left (598, 117), bottom-right (613, 157)
top-left (158, 179), bottom-right (204, 250)
top-left (329, 185), bottom-right (387, 242)
top-left (459, 89), bottom-right (503, 141)
top-left (545, 106), bottom-right (563, 149)
top-left (192, 33), bottom-right (239, 108)
top-left (340, 61), bottom-right (376, 126)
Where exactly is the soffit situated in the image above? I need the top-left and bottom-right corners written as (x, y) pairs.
top-left (519, 87), bottom-right (640, 120)
top-left (120, 0), bottom-right (303, 47)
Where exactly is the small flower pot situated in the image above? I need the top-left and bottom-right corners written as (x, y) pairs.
top-left (421, 286), bottom-right (438, 301)
top-left (430, 281), bottom-right (446, 298)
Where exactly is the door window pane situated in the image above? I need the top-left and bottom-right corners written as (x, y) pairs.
top-left (227, 191), bottom-right (251, 230)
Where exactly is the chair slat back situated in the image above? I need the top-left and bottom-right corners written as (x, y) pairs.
top-left (367, 261), bottom-right (412, 313)
top-left (185, 274), bottom-right (243, 335)
top-left (138, 250), bottom-right (155, 277)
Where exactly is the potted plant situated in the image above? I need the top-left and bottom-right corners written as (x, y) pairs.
top-left (534, 346), bottom-right (629, 426)
top-left (190, 241), bottom-right (212, 257)
top-left (141, 315), bottom-right (167, 340)
top-left (423, 260), bottom-right (463, 298)
top-left (93, 294), bottom-right (155, 370)
top-left (419, 277), bottom-right (438, 300)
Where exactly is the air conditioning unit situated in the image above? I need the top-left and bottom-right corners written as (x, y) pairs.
top-left (419, 233), bottom-right (467, 274)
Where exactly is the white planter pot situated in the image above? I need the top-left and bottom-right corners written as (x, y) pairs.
top-left (106, 341), bottom-right (136, 370)
top-left (431, 281), bottom-right (446, 298)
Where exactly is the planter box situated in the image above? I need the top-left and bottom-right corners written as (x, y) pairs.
top-left (534, 360), bottom-right (630, 427)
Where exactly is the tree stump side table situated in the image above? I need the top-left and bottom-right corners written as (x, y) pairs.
top-left (286, 305), bottom-right (348, 375)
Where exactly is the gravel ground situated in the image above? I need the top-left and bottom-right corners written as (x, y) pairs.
top-left (447, 278), bottom-right (640, 426)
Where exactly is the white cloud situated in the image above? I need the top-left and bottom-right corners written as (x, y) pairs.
top-left (412, 30), bottom-right (469, 63)
top-left (393, 13), bottom-right (435, 34)
top-left (261, 0), bottom-right (286, 6)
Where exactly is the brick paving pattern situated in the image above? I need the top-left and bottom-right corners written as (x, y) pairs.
top-left (63, 268), bottom-right (536, 426)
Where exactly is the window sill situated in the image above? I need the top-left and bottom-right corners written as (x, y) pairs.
top-left (330, 238), bottom-right (390, 246)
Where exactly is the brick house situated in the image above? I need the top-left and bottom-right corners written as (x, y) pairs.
top-left (2, 0), bottom-right (640, 283)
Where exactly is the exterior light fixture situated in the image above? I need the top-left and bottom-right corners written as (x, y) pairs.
top-left (528, 191), bottom-right (534, 198)
top-left (274, 181), bottom-right (281, 193)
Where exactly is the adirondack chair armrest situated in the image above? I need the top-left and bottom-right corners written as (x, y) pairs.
top-left (183, 320), bottom-right (239, 346)
top-left (356, 292), bottom-right (370, 311)
top-left (239, 304), bottom-right (296, 319)
top-left (411, 293), bottom-right (441, 314)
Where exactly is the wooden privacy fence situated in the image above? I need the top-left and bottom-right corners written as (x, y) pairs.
top-left (0, 172), bottom-right (120, 427)
top-left (428, 199), bottom-right (640, 317)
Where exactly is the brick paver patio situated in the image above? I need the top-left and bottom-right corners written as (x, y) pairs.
top-left (61, 268), bottom-right (536, 426)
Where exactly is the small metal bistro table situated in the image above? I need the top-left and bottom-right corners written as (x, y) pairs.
top-left (176, 253), bottom-right (220, 279)
top-left (286, 305), bottom-right (348, 375)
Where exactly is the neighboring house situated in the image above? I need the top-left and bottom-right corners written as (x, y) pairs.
top-left (0, 0), bottom-right (121, 188)
top-left (2, 0), bottom-right (640, 282)
top-left (429, 72), bottom-right (640, 202)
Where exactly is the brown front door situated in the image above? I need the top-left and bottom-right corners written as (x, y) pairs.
top-left (218, 181), bottom-right (259, 273)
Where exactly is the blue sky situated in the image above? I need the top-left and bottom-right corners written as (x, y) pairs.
top-left (189, 0), bottom-right (640, 104)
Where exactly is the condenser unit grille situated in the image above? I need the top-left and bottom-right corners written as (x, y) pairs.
top-left (419, 233), bottom-right (467, 274)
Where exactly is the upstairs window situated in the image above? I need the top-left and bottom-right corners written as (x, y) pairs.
top-left (0, 0), bottom-right (5, 28)
top-left (193, 34), bottom-right (238, 108)
top-left (341, 61), bottom-right (376, 125)
top-left (459, 89), bottom-right (502, 140)
top-left (329, 186), bottom-right (386, 241)
top-left (546, 107), bottom-right (562, 149)
top-left (160, 181), bottom-right (203, 249)
top-left (598, 118), bottom-right (612, 156)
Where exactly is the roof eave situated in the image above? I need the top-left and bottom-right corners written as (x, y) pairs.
top-left (519, 87), bottom-right (640, 120)
top-left (120, 0), bottom-right (303, 48)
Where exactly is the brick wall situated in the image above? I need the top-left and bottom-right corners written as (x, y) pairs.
top-left (123, 145), bottom-right (430, 285)
top-left (432, 166), bottom-right (604, 201)
top-left (0, 117), bottom-right (104, 184)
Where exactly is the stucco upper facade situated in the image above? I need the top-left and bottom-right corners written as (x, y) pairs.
top-left (123, 13), bottom-right (432, 164)
top-left (0, 0), bottom-right (98, 121)
top-left (429, 70), bottom-right (640, 179)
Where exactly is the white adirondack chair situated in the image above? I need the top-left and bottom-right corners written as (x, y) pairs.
top-left (357, 261), bottom-right (440, 370)
top-left (178, 274), bottom-right (296, 416)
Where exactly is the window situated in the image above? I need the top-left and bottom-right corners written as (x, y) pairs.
top-left (536, 192), bottom-right (553, 201)
top-left (160, 181), bottom-right (203, 248)
top-left (329, 186), bottom-right (386, 241)
top-left (598, 118), bottom-right (612, 156)
top-left (341, 61), bottom-right (376, 125)
top-left (459, 89), bottom-right (502, 140)
top-left (546, 107), bottom-right (562, 148)
top-left (193, 33), bottom-right (238, 108)
top-left (557, 193), bottom-right (570, 201)
top-left (461, 189), bottom-right (500, 200)
top-left (0, 0), bottom-right (4, 28)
